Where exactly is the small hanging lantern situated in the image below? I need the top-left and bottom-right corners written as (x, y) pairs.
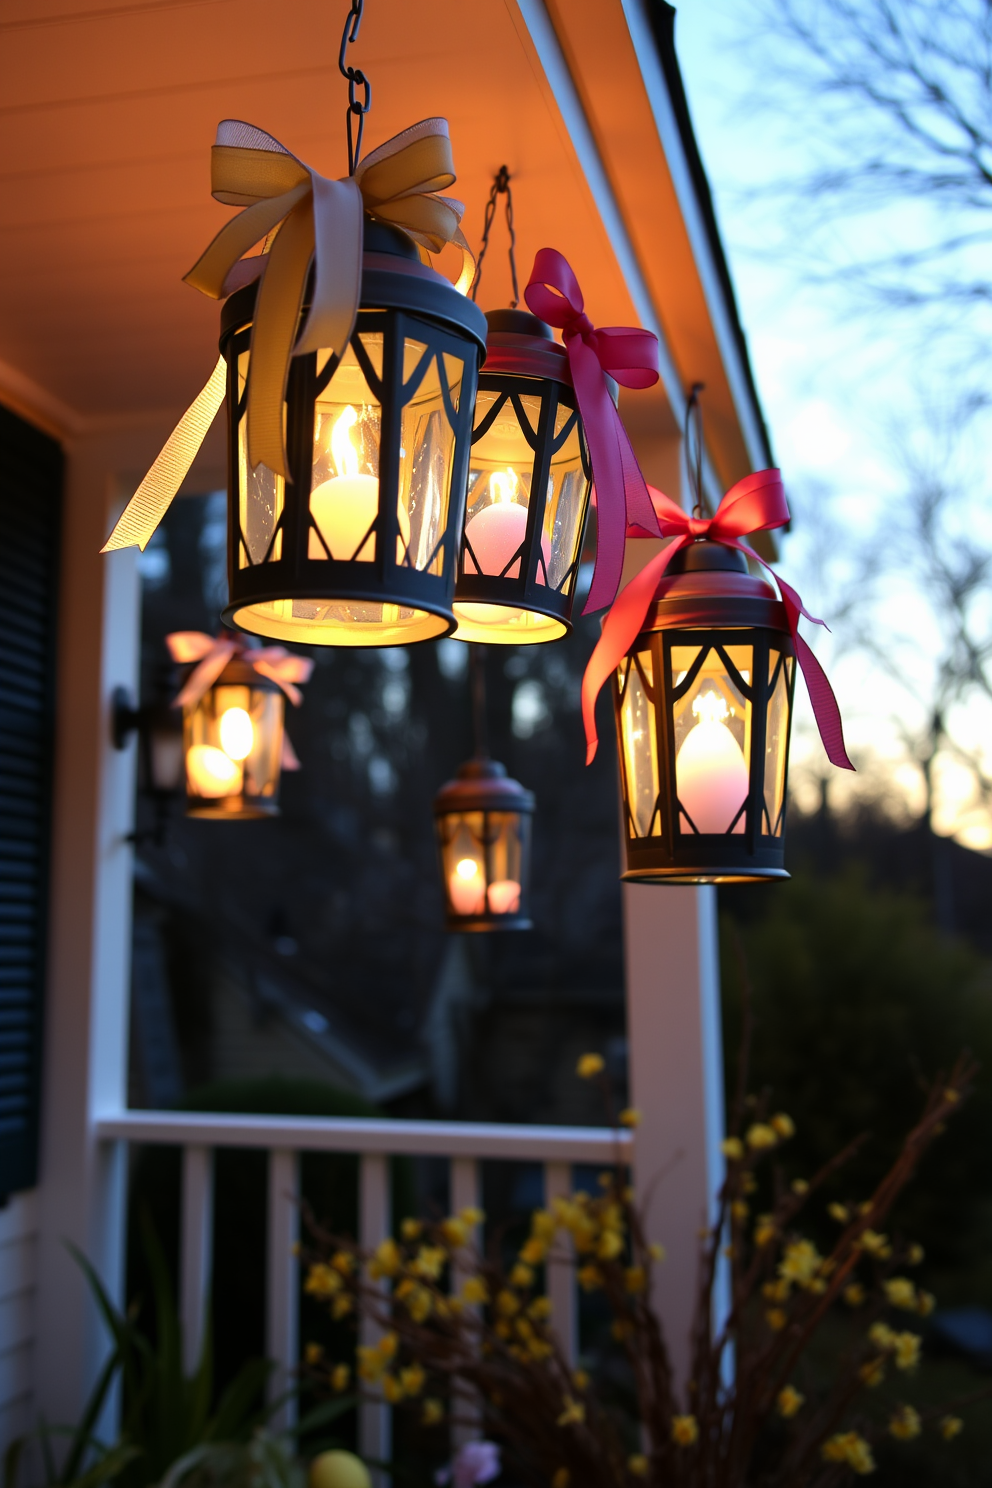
top-left (166, 632), bottom-right (312, 819)
top-left (434, 646), bottom-right (535, 930)
top-left (581, 393), bottom-right (854, 884)
top-left (101, 2), bottom-right (485, 650)
top-left (451, 170), bottom-right (593, 644)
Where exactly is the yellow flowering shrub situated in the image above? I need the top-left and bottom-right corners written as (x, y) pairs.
top-left (822, 1431), bottom-right (876, 1474)
top-left (671, 1415), bottom-right (699, 1446)
top-left (777, 1385), bottom-right (804, 1418)
top-left (576, 1053), bottom-right (604, 1078)
top-left (889, 1404), bottom-right (921, 1440)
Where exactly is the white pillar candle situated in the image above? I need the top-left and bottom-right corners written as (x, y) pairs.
top-left (186, 744), bottom-right (241, 798)
top-left (675, 691), bottom-right (748, 835)
top-left (449, 857), bottom-right (485, 916)
top-left (487, 879), bottom-right (521, 915)
top-left (309, 405), bottom-right (410, 562)
top-left (463, 469), bottom-right (551, 581)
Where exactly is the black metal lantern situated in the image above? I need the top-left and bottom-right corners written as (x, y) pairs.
top-left (613, 540), bottom-right (796, 883)
top-left (451, 308), bottom-right (593, 644)
top-left (433, 646), bottom-right (535, 930)
top-left (220, 221), bottom-right (487, 648)
top-left (180, 654), bottom-right (288, 819)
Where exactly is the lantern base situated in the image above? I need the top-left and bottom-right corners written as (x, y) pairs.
top-left (621, 866), bottom-right (790, 885)
top-left (228, 598), bottom-right (452, 647)
top-left (451, 601), bottom-right (567, 645)
top-left (187, 797), bottom-right (279, 820)
top-left (444, 913), bottom-right (534, 933)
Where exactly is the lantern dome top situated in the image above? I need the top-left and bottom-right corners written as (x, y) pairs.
top-left (644, 538), bottom-right (786, 632)
top-left (481, 306), bottom-right (577, 385)
top-left (434, 756), bottom-right (536, 816)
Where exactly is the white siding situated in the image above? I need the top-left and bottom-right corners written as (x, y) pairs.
top-left (0, 1191), bottom-right (38, 1456)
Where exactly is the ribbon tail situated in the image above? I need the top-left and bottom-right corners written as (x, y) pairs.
top-left (252, 658), bottom-right (303, 706)
top-left (101, 358), bottom-right (227, 552)
top-left (581, 538), bottom-right (689, 764)
top-left (281, 731), bottom-right (301, 771)
top-left (174, 639), bottom-right (239, 709)
top-left (294, 175), bottom-right (363, 358)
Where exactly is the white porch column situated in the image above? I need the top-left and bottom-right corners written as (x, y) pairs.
top-left (624, 882), bottom-right (727, 1398)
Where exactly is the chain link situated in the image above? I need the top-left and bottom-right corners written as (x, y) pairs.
top-left (684, 383), bottom-right (706, 518)
top-left (338, 0), bottom-right (371, 176)
top-left (470, 165), bottom-right (520, 308)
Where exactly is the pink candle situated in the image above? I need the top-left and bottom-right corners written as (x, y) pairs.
top-left (675, 692), bottom-right (748, 834)
top-left (487, 879), bottom-right (521, 915)
top-left (463, 470), bottom-right (551, 582)
top-left (449, 858), bottom-right (485, 916)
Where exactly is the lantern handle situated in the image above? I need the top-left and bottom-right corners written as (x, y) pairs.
top-left (469, 643), bottom-right (491, 761)
top-left (338, 0), bottom-right (372, 175)
top-left (470, 166), bottom-right (520, 308)
top-left (684, 381), bottom-right (706, 520)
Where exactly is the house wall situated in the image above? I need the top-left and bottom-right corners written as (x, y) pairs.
top-left (0, 1191), bottom-right (38, 1457)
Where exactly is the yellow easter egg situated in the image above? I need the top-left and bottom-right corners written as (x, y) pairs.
top-left (308, 1450), bottom-right (372, 1488)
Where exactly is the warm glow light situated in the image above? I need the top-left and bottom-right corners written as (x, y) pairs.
top-left (309, 405), bottom-right (409, 562)
top-left (219, 706), bottom-right (254, 761)
top-left (186, 744), bottom-right (241, 798)
top-left (449, 856), bottom-right (485, 916)
top-left (487, 879), bottom-right (521, 914)
top-left (676, 689), bottom-right (748, 834)
top-left (456, 857), bottom-right (480, 879)
top-left (490, 468), bottom-right (518, 504)
top-left (463, 468), bottom-right (550, 581)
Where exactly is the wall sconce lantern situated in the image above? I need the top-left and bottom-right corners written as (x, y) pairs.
top-left (112, 683), bottom-right (185, 841)
top-left (434, 646), bottom-right (534, 930)
top-left (167, 632), bottom-right (312, 820)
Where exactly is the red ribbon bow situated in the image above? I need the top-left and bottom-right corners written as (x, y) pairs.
top-left (524, 248), bottom-right (662, 614)
top-left (581, 468), bottom-right (854, 771)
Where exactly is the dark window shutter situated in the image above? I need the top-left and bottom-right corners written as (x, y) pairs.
top-left (0, 403), bottom-right (62, 1200)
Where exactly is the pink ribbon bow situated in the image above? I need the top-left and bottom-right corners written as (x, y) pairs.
top-left (581, 468), bottom-right (854, 771)
top-left (524, 248), bottom-right (662, 614)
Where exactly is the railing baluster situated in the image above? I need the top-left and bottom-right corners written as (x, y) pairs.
top-left (359, 1152), bottom-right (391, 1483)
top-left (449, 1157), bottom-right (481, 1450)
top-left (266, 1148), bottom-right (300, 1431)
top-left (180, 1145), bottom-right (213, 1375)
top-left (543, 1161), bottom-right (576, 1367)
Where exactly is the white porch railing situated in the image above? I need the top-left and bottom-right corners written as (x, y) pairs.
top-left (96, 1112), bottom-right (631, 1464)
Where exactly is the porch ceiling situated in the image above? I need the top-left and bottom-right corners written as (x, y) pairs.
top-left (0, 0), bottom-right (765, 488)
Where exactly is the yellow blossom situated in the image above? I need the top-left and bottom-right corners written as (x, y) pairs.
top-left (459, 1206), bottom-right (485, 1226)
top-left (573, 1369), bottom-right (589, 1390)
top-left (331, 1363), bottom-right (350, 1392)
top-left (511, 1263), bottom-right (535, 1289)
top-left (858, 1229), bottom-right (891, 1258)
top-left (628, 1455), bottom-right (649, 1476)
top-left (382, 1374), bottom-right (404, 1405)
top-left (619, 1107), bottom-right (641, 1128)
top-left (822, 1432), bottom-right (875, 1475)
top-left (578, 1265), bottom-right (603, 1292)
top-left (889, 1404), bottom-right (921, 1440)
top-left (411, 1245), bottom-right (447, 1280)
top-left (404, 1285), bottom-right (433, 1323)
top-left (844, 1283), bottom-right (867, 1308)
top-left (869, 1322), bottom-right (897, 1350)
top-left (720, 1137), bottom-right (745, 1160)
top-left (649, 1242), bottom-right (666, 1262)
top-left (625, 1265), bottom-right (647, 1294)
top-left (917, 1289), bottom-right (935, 1317)
top-left (731, 1201), bottom-right (749, 1222)
top-left (331, 1293), bottom-right (353, 1319)
top-left (520, 1238), bottom-right (547, 1266)
top-left (357, 1347), bottom-right (386, 1384)
top-left (557, 1395), bottom-right (585, 1427)
top-left (763, 1278), bottom-right (790, 1303)
top-left (791, 1178), bottom-right (809, 1195)
top-left (496, 1289), bottom-right (520, 1316)
top-left (577, 1053), bottom-right (604, 1079)
top-left (771, 1113), bottom-right (795, 1139)
top-left (894, 1332), bottom-right (921, 1371)
top-left (461, 1276), bottom-right (489, 1306)
top-left (527, 1337), bottom-right (553, 1361)
top-left (531, 1208), bottom-right (557, 1241)
top-left (528, 1296), bottom-right (552, 1320)
top-left (746, 1123), bottom-right (778, 1150)
top-left (369, 1239), bottom-right (401, 1280)
top-left (422, 1398), bottom-right (444, 1426)
top-left (859, 1358), bottom-right (885, 1388)
top-left (884, 1277), bottom-right (917, 1310)
top-left (765, 1308), bottom-right (788, 1332)
top-left (494, 1319), bottom-right (511, 1339)
top-left (828, 1202), bottom-right (850, 1223)
top-left (779, 1239), bottom-right (823, 1288)
top-left (777, 1385), bottom-right (804, 1418)
top-left (598, 1229), bottom-right (624, 1261)
top-left (400, 1362), bottom-right (425, 1396)
top-left (940, 1415), bottom-right (963, 1440)
top-left (305, 1264), bottom-right (342, 1299)
top-left (907, 1243), bottom-right (925, 1266)
top-left (671, 1415), bottom-right (699, 1447)
top-left (551, 1472), bottom-right (570, 1488)
top-left (754, 1216), bottom-right (777, 1248)
top-left (331, 1251), bottom-right (355, 1275)
top-left (441, 1217), bottom-right (469, 1248)
top-left (304, 1342), bottom-right (323, 1365)
top-left (400, 1218), bottom-right (423, 1242)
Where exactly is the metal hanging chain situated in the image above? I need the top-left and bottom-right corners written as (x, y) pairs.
top-left (470, 165), bottom-right (520, 308)
top-left (684, 382), bottom-right (706, 518)
top-left (339, 0), bottom-right (372, 176)
top-left (469, 643), bottom-right (490, 759)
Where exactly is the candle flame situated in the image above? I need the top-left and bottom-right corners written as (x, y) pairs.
top-left (692, 690), bottom-right (730, 725)
top-left (331, 405), bottom-right (360, 478)
top-left (490, 468), bottom-right (519, 505)
top-left (456, 857), bottom-right (480, 880)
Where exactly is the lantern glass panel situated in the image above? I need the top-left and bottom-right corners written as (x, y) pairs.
top-left (437, 808), bottom-right (527, 919)
top-left (764, 651), bottom-right (794, 836)
top-left (672, 643), bottom-right (753, 836)
top-left (543, 402), bottom-right (587, 594)
top-left (463, 390), bottom-right (539, 578)
top-left (399, 340), bottom-right (463, 575)
top-left (618, 648), bottom-right (660, 839)
top-left (237, 350), bottom-right (284, 568)
top-left (184, 681), bottom-right (284, 814)
top-left (309, 333), bottom-right (384, 563)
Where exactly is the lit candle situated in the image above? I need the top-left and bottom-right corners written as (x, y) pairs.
top-left (309, 406), bottom-right (411, 562)
top-left (449, 856), bottom-right (485, 915)
top-left (219, 706), bottom-right (254, 761)
top-left (675, 690), bottom-right (748, 834)
top-left (186, 744), bottom-right (241, 798)
top-left (487, 879), bottom-right (521, 915)
top-left (463, 469), bottom-right (551, 581)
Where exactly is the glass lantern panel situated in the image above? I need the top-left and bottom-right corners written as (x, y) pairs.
top-left (481, 810), bottom-right (526, 913)
top-left (672, 643), bottom-right (752, 835)
top-left (543, 403), bottom-right (589, 594)
top-left (437, 808), bottom-right (526, 917)
top-left (309, 335), bottom-right (384, 563)
top-left (237, 350), bottom-right (284, 568)
top-left (183, 683), bottom-right (284, 806)
top-left (400, 340), bottom-right (462, 575)
top-left (464, 390), bottom-right (539, 579)
top-left (763, 651), bottom-right (794, 836)
top-left (619, 649), bottom-right (660, 838)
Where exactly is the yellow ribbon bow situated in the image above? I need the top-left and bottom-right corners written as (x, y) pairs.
top-left (103, 117), bottom-right (472, 554)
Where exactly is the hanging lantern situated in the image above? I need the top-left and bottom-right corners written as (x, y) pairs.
top-left (101, 4), bottom-right (485, 651)
top-left (581, 412), bottom-right (854, 884)
top-left (166, 632), bottom-right (312, 820)
top-left (433, 646), bottom-right (535, 930)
